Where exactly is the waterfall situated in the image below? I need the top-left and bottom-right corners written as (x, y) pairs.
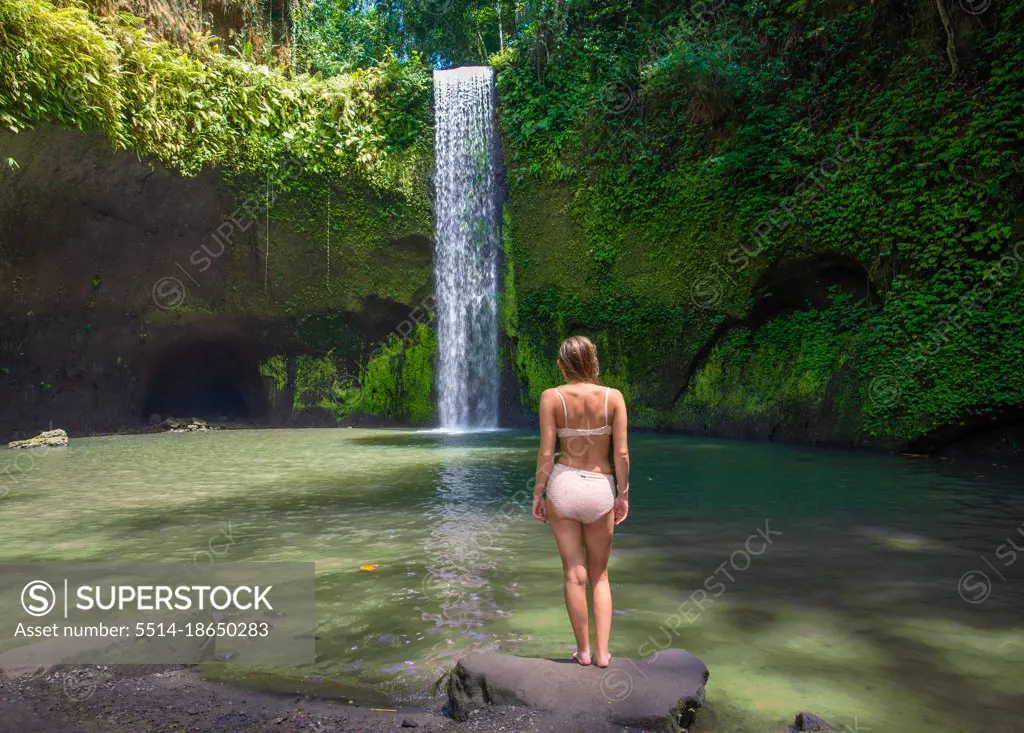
top-left (433, 67), bottom-right (502, 431)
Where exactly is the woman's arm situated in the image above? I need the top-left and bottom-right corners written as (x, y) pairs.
top-left (611, 389), bottom-right (630, 525)
top-left (532, 390), bottom-right (558, 522)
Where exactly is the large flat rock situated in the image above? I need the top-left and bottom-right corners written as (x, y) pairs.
top-left (447, 648), bottom-right (709, 731)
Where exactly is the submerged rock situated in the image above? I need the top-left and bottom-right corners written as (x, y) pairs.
top-left (8, 429), bottom-right (68, 449)
top-left (795, 711), bottom-right (835, 730)
top-left (447, 648), bottom-right (708, 731)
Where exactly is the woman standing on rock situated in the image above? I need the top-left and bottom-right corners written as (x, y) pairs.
top-left (532, 335), bottom-right (630, 668)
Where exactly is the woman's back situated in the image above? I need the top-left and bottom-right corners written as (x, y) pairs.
top-left (553, 383), bottom-right (617, 473)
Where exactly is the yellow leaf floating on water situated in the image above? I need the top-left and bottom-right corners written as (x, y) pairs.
top-left (359, 563), bottom-right (381, 571)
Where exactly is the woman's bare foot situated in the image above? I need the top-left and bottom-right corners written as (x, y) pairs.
top-left (572, 649), bottom-right (592, 666)
top-left (594, 652), bottom-right (612, 668)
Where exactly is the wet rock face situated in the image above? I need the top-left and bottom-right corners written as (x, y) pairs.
top-left (0, 127), bottom-right (435, 440)
top-left (447, 649), bottom-right (709, 732)
top-left (0, 126), bottom-right (242, 441)
top-left (8, 429), bottom-right (68, 449)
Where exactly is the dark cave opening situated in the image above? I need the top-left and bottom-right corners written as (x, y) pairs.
top-left (675, 254), bottom-right (876, 403)
top-left (142, 338), bottom-right (267, 421)
top-left (908, 406), bottom-right (1024, 459)
top-left (745, 253), bottom-right (877, 329)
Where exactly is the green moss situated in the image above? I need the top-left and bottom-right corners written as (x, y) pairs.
top-left (258, 355), bottom-right (288, 409)
top-left (511, 333), bottom-right (561, 412)
top-left (396, 324), bottom-right (437, 424)
top-left (675, 294), bottom-right (871, 439)
top-left (359, 322), bottom-right (436, 423)
top-left (499, 204), bottom-right (518, 341)
top-left (254, 322), bottom-right (436, 424)
top-left (503, 182), bottom-right (594, 301)
top-left (291, 355), bottom-right (336, 413)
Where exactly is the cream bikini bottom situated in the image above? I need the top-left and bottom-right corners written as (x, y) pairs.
top-left (545, 463), bottom-right (616, 524)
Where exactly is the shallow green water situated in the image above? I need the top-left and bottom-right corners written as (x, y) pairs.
top-left (2, 428), bottom-right (1023, 731)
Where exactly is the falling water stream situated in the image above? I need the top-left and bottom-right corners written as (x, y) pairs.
top-left (433, 67), bottom-right (502, 431)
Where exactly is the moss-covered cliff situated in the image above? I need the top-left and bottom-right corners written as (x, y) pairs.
top-left (0, 0), bottom-right (439, 435)
top-left (493, 0), bottom-right (1024, 450)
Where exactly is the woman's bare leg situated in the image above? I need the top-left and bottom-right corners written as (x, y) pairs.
top-left (546, 499), bottom-right (590, 663)
top-left (584, 510), bottom-right (615, 667)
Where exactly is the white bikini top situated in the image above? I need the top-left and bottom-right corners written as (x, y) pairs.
top-left (555, 387), bottom-right (613, 438)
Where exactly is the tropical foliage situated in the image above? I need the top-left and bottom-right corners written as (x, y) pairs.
top-left (0, 0), bottom-right (431, 184)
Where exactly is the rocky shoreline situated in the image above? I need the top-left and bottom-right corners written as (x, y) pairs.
top-left (1, 417), bottom-right (400, 448)
top-left (0, 664), bottom-right (644, 733)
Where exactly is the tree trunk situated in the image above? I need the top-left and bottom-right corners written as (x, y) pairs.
top-left (936, 0), bottom-right (960, 77)
top-left (498, 2), bottom-right (505, 50)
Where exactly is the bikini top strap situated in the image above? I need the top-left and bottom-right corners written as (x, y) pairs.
top-left (555, 388), bottom-right (569, 427)
top-left (604, 386), bottom-right (610, 425)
